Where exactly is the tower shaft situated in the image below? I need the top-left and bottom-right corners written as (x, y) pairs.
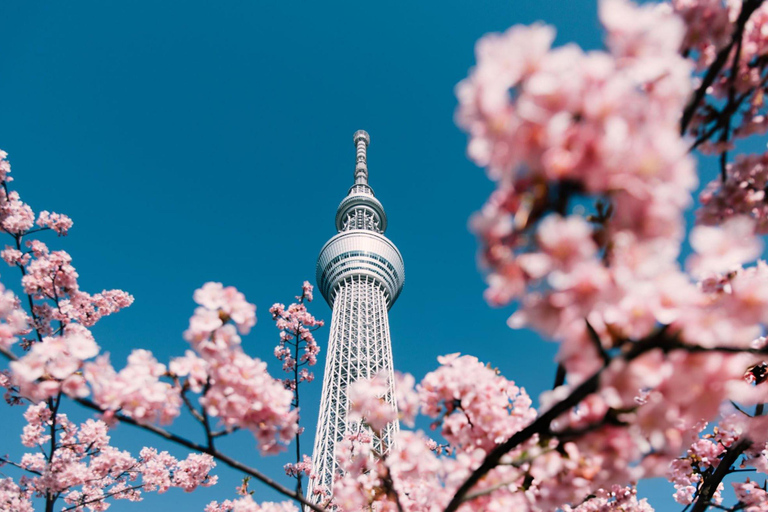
top-left (308, 276), bottom-right (398, 493)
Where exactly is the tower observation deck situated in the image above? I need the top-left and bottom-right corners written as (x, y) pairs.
top-left (307, 130), bottom-right (405, 502)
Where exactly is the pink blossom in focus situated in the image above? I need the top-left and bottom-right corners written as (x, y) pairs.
top-left (184, 283), bottom-right (298, 454)
top-left (36, 210), bottom-right (73, 236)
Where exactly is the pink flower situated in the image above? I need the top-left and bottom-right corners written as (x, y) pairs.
top-left (193, 282), bottom-right (256, 334)
top-left (0, 190), bottom-right (35, 234)
top-left (0, 478), bottom-right (33, 512)
top-left (688, 216), bottom-right (762, 276)
top-left (36, 210), bottom-right (73, 236)
top-left (536, 215), bottom-right (598, 267)
top-left (419, 353), bottom-right (535, 452)
top-left (347, 372), bottom-right (397, 434)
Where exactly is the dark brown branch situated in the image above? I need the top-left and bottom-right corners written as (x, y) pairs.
top-left (444, 328), bottom-right (682, 512)
top-left (585, 319), bottom-right (610, 366)
top-left (0, 456), bottom-right (42, 475)
top-left (174, 377), bottom-right (206, 424)
top-left (553, 363), bottom-right (566, 389)
top-left (61, 484), bottom-right (145, 512)
top-left (717, 9), bottom-right (747, 182)
top-left (691, 438), bottom-right (751, 512)
top-left (381, 459), bottom-right (405, 512)
top-left (680, 0), bottom-right (764, 135)
top-left (443, 366), bottom-right (604, 512)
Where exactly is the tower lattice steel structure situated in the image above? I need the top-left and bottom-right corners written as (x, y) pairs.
top-left (307, 130), bottom-right (405, 501)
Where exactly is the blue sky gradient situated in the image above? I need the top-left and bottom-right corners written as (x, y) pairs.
top-left (0, 1), bottom-right (716, 510)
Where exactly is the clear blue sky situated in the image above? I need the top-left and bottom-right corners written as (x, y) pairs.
top-left (0, 1), bottom-right (708, 510)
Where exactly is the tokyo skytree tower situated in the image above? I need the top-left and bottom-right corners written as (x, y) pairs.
top-left (307, 130), bottom-right (405, 500)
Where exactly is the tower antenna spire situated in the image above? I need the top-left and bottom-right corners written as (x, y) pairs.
top-left (353, 129), bottom-right (370, 185)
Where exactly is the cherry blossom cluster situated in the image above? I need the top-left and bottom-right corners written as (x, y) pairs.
top-left (0, 151), bottom-right (71, 237)
top-left (733, 479), bottom-right (768, 512)
top-left (269, 281), bottom-right (323, 389)
top-left (2, 237), bottom-right (131, 334)
top-left (665, 410), bottom-right (768, 509)
top-left (268, 283), bottom-right (324, 493)
top-left (673, 0), bottom-right (733, 69)
top-left (347, 372), bottom-right (398, 434)
top-left (206, 497), bottom-right (298, 512)
top-left (419, 353), bottom-right (536, 452)
top-left (36, 211), bottom-right (73, 236)
top-left (459, 0), bottom-right (697, 333)
top-left (2, 402), bottom-right (216, 511)
top-left (0, 281), bottom-right (28, 350)
top-left (0, 156), bottom-right (130, 338)
top-left (699, 152), bottom-right (768, 233)
top-left (85, 349), bottom-right (182, 425)
top-left (330, 359), bottom-right (657, 511)
top-left (284, 455), bottom-right (313, 479)
top-left (0, 477), bottom-right (33, 512)
top-left (176, 282), bottom-right (299, 454)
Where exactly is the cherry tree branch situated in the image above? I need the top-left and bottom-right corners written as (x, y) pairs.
top-left (291, 328), bottom-right (304, 497)
top-left (444, 327), bottom-right (765, 512)
top-left (174, 377), bottom-right (206, 425)
top-left (0, 345), bottom-right (327, 512)
top-left (443, 363), bottom-right (604, 512)
top-left (680, 0), bottom-right (764, 135)
top-left (61, 484), bottom-right (145, 512)
top-left (0, 456), bottom-right (41, 475)
top-left (690, 438), bottom-right (752, 512)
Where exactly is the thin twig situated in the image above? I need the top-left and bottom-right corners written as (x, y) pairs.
top-left (61, 484), bottom-right (145, 512)
top-left (0, 456), bottom-right (42, 475)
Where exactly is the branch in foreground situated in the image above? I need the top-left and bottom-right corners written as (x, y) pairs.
top-left (443, 366), bottom-right (603, 512)
top-left (74, 397), bottom-right (326, 511)
top-left (443, 329), bottom-right (763, 512)
top-left (0, 345), bottom-right (325, 512)
top-left (679, 0), bottom-right (764, 135)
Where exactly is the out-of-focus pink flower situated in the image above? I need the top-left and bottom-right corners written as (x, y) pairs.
top-left (688, 216), bottom-right (762, 276)
top-left (348, 372), bottom-right (397, 434)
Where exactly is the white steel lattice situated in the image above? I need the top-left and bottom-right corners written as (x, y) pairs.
top-left (307, 276), bottom-right (399, 494)
top-left (306, 130), bottom-right (404, 504)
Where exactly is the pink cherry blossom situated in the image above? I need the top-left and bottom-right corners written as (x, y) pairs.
top-left (348, 372), bottom-right (398, 434)
top-left (206, 496), bottom-right (298, 512)
top-left (419, 353), bottom-right (535, 453)
top-left (9, 401), bottom-right (217, 512)
top-left (85, 349), bottom-right (182, 424)
top-left (182, 283), bottom-right (299, 455)
top-left (0, 190), bottom-right (35, 235)
top-left (688, 216), bottom-right (762, 276)
top-left (0, 478), bottom-right (34, 512)
top-left (36, 210), bottom-right (73, 236)
top-left (193, 282), bottom-right (256, 334)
